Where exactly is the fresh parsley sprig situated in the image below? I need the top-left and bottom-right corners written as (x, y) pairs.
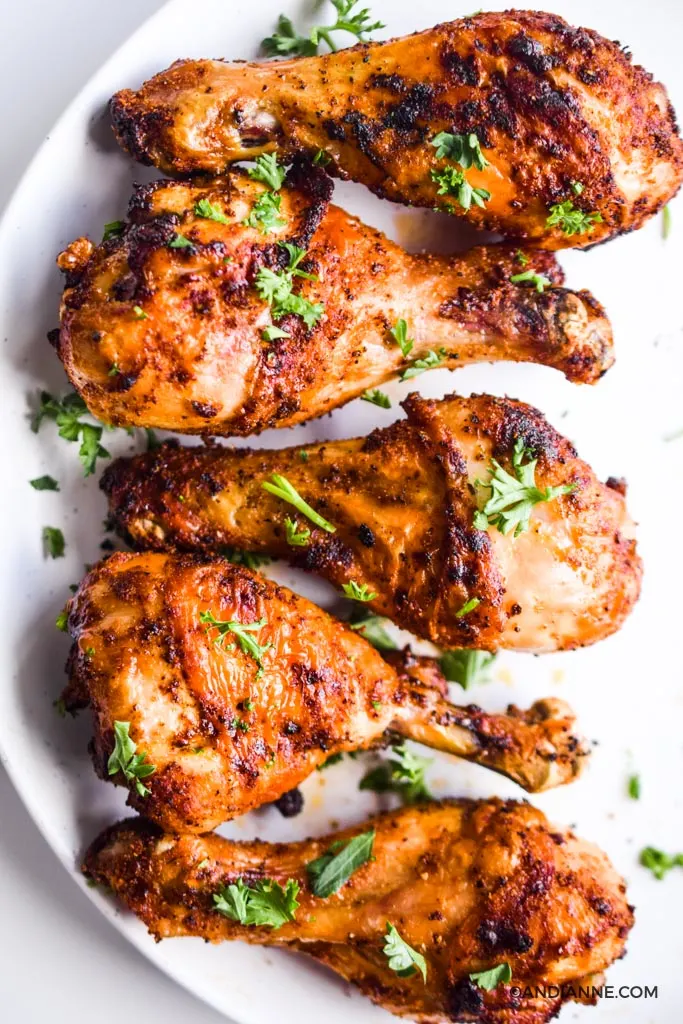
top-left (390, 318), bottom-right (414, 358)
top-left (214, 877), bottom-right (300, 928)
top-left (262, 1), bottom-right (384, 57)
top-left (262, 473), bottom-right (336, 533)
top-left (456, 597), bottom-right (480, 618)
top-left (248, 153), bottom-right (287, 191)
top-left (201, 611), bottom-right (272, 677)
top-left (431, 132), bottom-right (490, 171)
top-left (431, 166), bottom-right (491, 211)
top-left (473, 438), bottom-right (576, 537)
top-left (360, 744), bottom-right (431, 805)
top-left (361, 388), bottom-right (391, 408)
top-left (43, 526), bottom-right (65, 559)
top-left (640, 847), bottom-right (683, 880)
top-left (349, 613), bottom-right (397, 651)
top-left (255, 243), bottom-right (324, 329)
top-left (342, 580), bottom-right (377, 602)
top-left (401, 347), bottom-right (448, 381)
top-left (30, 475), bottom-right (59, 491)
top-left (430, 130), bottom-right (492, 211)
top-left (195, 198), bottom-right (230, 224)
top-left (244, 190), bottom-right (287, 234)
top-left (470, 962), bottom-right (512, 991)
top-left (440, 649), bottom-right (495, 690)
top-left (510, 268), bottom-right (551, 293)
top-left (383, 923), bottom-right (427, 981)
top-left (32, 390), bottom-right (110, 477)
top-left (107, 720), bottom-right (156, 797)
top-left (307, 830), bottom-right (375, 897)
top-left (285, 517), bottom-right (311, 547)
top-left (546, 199), bottom-right (602, 236)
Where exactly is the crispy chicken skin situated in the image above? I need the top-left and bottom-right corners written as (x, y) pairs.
top-left (102, 393), bottom-right (642, 652)
top-left (55, 170), bottom-right (613, 437)
top-left (84, 800), bottom-right (634, 1023)
top-left (109, 11), bottom-right (683, 249)
top-left (63, 552), bottom-right (587, 832)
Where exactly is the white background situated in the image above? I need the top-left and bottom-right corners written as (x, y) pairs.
top-left (0, 6), bottom-right (222, 1020)
top-left (1, 1), bottom-right (682, 1023)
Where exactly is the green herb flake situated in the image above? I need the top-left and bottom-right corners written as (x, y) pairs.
top-left (313, 149), bottom-right (331, 166)
top-left (306, 830), bottom-right (375, 897)
top-left (262, 473), bottom-right (335, 533)
top-left (102, 220), bottom-right (125, 242)
top-left (244, 190), bottom-right (287, 234)
top-left (285, 517), bottom-right (311, 547)
top-left (515, 249), bottom-right (530, 266)
top-left (169, 233), bottom-right (194, 249)
top-left (455, 597), bottom-right (480, 618)
top-left (431, 166), bottom-right (491, 211)
top-left (108, 363), bottom-right (120, 377)
top-left (361, 388), bottom-right (391, 408)
top-left (201, 611), bottom-right (272, 677)
top-left (262, 325), bottom-right (291, 341)
top-left (509, 269), bottom-right (551, 293)
top-left (132, 305), bottom-right (149, 320)
top-left (383, 922), bottom-right (427, 981)
top-left (195, 198), bottom-right (230, 224)
top-left (342, 580), bottom-right (377, 602)
top-left (262, 2), bottom-right (384, 58)
top-left (213, 877), bottom-right (300, 928)
top-left (222, 548), bottom-right (271, 571)
top-left (255, 242), bottom-right (324, 329)
top-left (55, 606), bottom-right (69, 632)
top-left (430, 131), bottom-right (489, 171)
top-left (400, 347), bottom-right (448, 381)
top-left (628, 774), bottom-right (641, 800)
top-left (360, 744), bottom-right (431, 805)
top-left (43, 526), bottom-right (65, 559)
top-left (389, 318), bottom-right (414, 358)
top-left (470, 962), bottom-right (512, 991)
top-left (30, 475), bottom-right (59, 491)
top-left (546, 199), bottom-right (602, 237)
top-left (248, 153), bottom-right (287, 191)
top-left (349, 613), bottom-right (397, 651)
top-left (663, 205), bottom-right (672, 240)
top-left (31, 390), bottom-right (110, 477)
top-left (107, 720), bottom-right (156, 797)
top-left (473, 437), bottom-right (576, 537)
top-left (440, 649), bottom-right (495, 690)
top-left (639, 846), bottom-right (683, 880)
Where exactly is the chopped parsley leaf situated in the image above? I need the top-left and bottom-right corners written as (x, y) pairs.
top-left (262, 325), bottom-right (291, 341)
top-left (640, 847), bottom-right (683, 880)
top-left (546, 199), bottom-right (602, 236)
top-left (30, 475), bottom-right (59, 491)
top-left (31, 390), bottom-right (110, 477)
top-left (262, 2), bottom-right (384, 57)
top-left (213, 877), bottom-right (300, 928)
top-left (107, 721), bottom-right (156, 797)
top-left (473, 437), bottom-right (576, 537)
top-left (663, 205), bottom-right (672, 240)
top-left (248, 153), bottom-right (287, 191)
top-left (628, 773), bottom-right (641, 800)
top-left (195, 198), bottom-right (230, 224)
top-left (285, 516), bottom-right (311, 547)
top-left (440, 649), bottom-right (495, 689)
top-left (401, 347), bottom-right (448, 381)
top-left (102, 220), bottom-right (125, 242)
top-left (470, 962), bottom-right (512, 991)
top-left (360, 744), bottom-right (431, 805)
top-left (262, 473), bottom-right (335, 533)
top-left (56, 607), bottom-right (69, 632)
top-left (349, 613), bottom-right (397, 651)
top-left (43, 526), bottom-right (65, 559)
top-left (255, 242), bottom-right (324, 329)
top-left (455, 597), bottom-right (480, 618)
top-left (509, 269), bottom-right (551, 293)
top-left (389, 318), bottom-right (414, 358)
top-left (361, 388), bottom-right (391, 408)
top-left (430, 131), bottom-right (489, 171)
top-left (307, 830), bottom-right (375, 897)
top-left (383, 922), bottom-right (427, 981)
top-left (431, 166), bottom-right (491, 210)
top-left (169, 233), bottom-right (194, 249)
top-left (221, 548), bottom-right (271, 571)
top-left (132, 305), bottom-right (149, 320)
top-left (201, 611), bottom-right (271, 677)
top-left (244, 190), bottom-right (287, 234)
top-left (342, 580), bottom-right (377, 602)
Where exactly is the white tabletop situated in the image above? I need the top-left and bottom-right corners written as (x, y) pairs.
top-left (0, 3), bottom-right (223, 1020)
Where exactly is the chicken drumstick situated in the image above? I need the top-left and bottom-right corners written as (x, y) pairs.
top-left (110, 10), bottom-right (683, 249)
top-left (84, 799), bottom-right (634, 1024)
top-left (55, 169), bottom-right (612, 437)
top-left (102, 392), bottom-right (642, 652)
top-left (62, 552), bottom-right (588, 832)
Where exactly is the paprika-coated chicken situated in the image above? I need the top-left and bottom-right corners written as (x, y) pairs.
top-left (63, 552), bottom-right (588, 832)
top-left (55, 168), bottom-right (612, 437)
top-left (102, 393), bottom-right (642, 652)
top-left (109, 10), bottom-right (683, 249)
top-left (84, 800), bottom-right (634, 1024)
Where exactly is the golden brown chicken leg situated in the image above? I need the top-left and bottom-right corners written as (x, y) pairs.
top-left (55, 169), bottom-right (612, 436)
top-left (102, 392), bottom-right (642, 652)
top-left (63, 552), bottom-right (587, 832)
top-left (110, 10), bottom-right (683, 249)
top-left (84, 800), bottom-right (634, 1023)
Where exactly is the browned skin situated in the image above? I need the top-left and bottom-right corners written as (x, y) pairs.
top-left (63, 552), bottom-right (587, 833)
top-left (102, 393), bottom-right (642, 652)
top-left (84, 800), bottom-right (634, 1023)
top-left (109, 10), bottom-right (683, 250)
top-left (55, 170), bottom-right (612, 437)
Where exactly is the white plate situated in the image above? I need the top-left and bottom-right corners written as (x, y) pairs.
top-left (2, 0), bottom-right (683, 1021)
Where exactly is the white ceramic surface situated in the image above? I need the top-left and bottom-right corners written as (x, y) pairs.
top-left (1, 1), bottom-right (682, 1021)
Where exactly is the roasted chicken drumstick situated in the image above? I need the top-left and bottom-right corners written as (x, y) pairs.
top-left (110, 10), bottom-right (683, 249)
top-left (55, 169), bottom-right (612, 436)
top-left (62, 552), bottom-right (587, 832)
top-left (84, 800), bottom-right (634, 1024)
top-left (102, 392), bottom-right (641, 652)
